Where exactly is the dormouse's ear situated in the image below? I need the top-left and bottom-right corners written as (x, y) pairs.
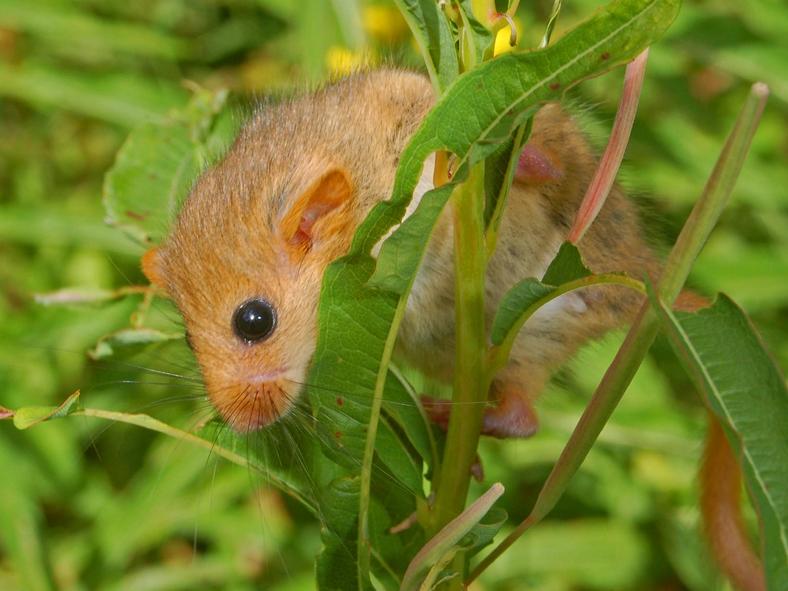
top-left (141, 247), bottom-right (167, 289)
top-left (279, 167), bottom-right (353, 250)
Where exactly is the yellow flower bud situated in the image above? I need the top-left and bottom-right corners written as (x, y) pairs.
top-left (493, 16), bottom-right (522, 56)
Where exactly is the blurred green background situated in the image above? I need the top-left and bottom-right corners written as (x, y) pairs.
top-left (0, 0), bottom-right (785, 589)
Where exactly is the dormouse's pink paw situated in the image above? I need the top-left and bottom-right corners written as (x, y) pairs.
top-left (515, 144), bottom-right (564, 185)
top-left (419, 392), bottom-right (539, 439)
top-left (420, 394), bottom-right (452, 431)
top-left (420, 394), bottom-right (484, 480)
top-left (481, 391), bottom-right (539, 439)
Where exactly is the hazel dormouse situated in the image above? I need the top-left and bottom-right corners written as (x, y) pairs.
top-left (141, 70), bottom-right (764, 591)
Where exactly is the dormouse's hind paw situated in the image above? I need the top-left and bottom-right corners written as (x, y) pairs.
top-left (481, 388), bottom-right (539, 439)
top-left (419, 394), bottom-right (453, 431)
top-left (419, 390), bottom-right (539, 440)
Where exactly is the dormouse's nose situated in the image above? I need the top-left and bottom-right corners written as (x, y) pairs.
top-left (204, 376), bottom-right (292, 432)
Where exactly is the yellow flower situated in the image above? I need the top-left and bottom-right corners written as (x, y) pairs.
top-left (493, 16), bottom-right (522, 56)
top-left (363, 4), bottom-right (408, 43)
top-left (326, 46), bottom-right (376, 76)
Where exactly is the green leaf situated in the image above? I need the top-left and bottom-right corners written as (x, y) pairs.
top-left (367, 184), bottom-right (454, 294)
top-left (0, 485), bottom-right (55, 591)
top-left (88, 328), bottom-right (183, 360)
top-left (393, 0), bottom-right (459, 90)
top-left (0, 204), bottom-right (140, 255)
top-left (490, 278), bottom-right (556, 346)
top-left (10, 395), bottom-right (326, 518)
top-left (374, 415), bottom-right (424, 495)
top-left (650, 292), bottom-right (788, 589)
top-left (308, 257), bottom-right (425, 586)
top-left (482, 135), bottom-right (518, 230)
top-left (103, 90), bottom-right (235, 244)
top-left (366, 0), bottom-right (681, 281)
top-left (542, 241), bottom-right (592, 285)
top-left (198, 418), bottom-right (328, 516)
top-left (12, 391), bottom-right (81, 430)
top-left (316, 476), bottom-right (371, 591)
top-left (459, 506), bottom-right (508, 558)
top-left (33, 287), bottom-right (118, 306)
top-left (456, 0), bottom-right (495, 68)
top-left (383, 368), bottom-right (439, 471)
top-left (401, 483), bottom-right (505, 591)
top-left (478, 519), bottom-right (651, 588)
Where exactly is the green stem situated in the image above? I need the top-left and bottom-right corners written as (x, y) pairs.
top-left (357, 296), bottom-right (410, 585)
top-left (539, 0), bottom-right (564, 48)
top-left (73, 408), bottom-right (313, 509)
top-left (430, 165), bottom-right (489, 585)
top-left (657, 83), bottom-right (769, 300)
top-left (468, 81), bottom-right (769, 584)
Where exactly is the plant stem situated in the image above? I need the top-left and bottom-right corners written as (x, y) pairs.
top-left (358, 295), bottom-right (410, 585)
top-left (568, 49), bottom-right (649, 243)
top-left (657, 83), bottom-right (768, 299)
top-left (468, 81), bottom-right (769, 584)
top-left (73, 408), bottom-right (314, 509)
top-left (539, 0), bottom-right (564, 48)
top-left (430, 164), bottom-right (489, 585)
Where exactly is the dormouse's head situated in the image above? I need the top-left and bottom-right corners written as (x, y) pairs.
top-left (142, 70), bottom-right (434, 432)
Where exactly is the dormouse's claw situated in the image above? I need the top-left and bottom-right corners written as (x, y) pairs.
top-left (471, 455), bottom-right (485, 482)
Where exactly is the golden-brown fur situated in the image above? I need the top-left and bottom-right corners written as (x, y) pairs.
top-left (145, 70), bottom-right (434, 430)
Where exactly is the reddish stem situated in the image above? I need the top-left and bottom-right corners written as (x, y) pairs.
top-left (567, 48), bottom-right (649, 244)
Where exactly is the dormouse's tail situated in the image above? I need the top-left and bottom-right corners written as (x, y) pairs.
top-left (700, 416), bottom-right (766, 591)
top-left (675, 292), bottom-right (765, 591)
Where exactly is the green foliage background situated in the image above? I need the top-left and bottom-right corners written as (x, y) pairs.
top-left (0, 0), bottom-right (785, 589)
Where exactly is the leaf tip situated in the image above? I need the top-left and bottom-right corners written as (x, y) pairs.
top-left (12, 391), bottom-right (81, 430)
top-left (751, 82), bottom-right (769, 100)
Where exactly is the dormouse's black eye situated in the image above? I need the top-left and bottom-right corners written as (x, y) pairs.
top-left (233, 298), bottom-right (277, 344)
